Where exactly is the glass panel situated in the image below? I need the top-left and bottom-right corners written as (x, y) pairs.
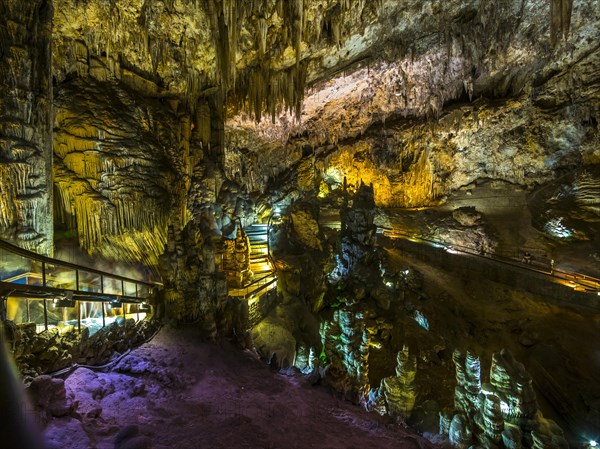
top-left (27, 299), bottom-right (48, 333)
top-left (136, 284), bottom-right (151, 299)
top-left (104, 301), bottom-right (124, 326)
top-left (52, 265), bottom-right (77, 290)
top-left (47, 299), bottom-right (79, 329)
top-left (0, 248), bottom-right (35, 283)
top-left (123, 281), bottom-right (137, 298)
top-left (80, 301), bottom-right (105, 335)
top-left (78, 271), bottom-right (101, 292)
top-left (102, 276), bottom-right (123, 295)
top-left (43, 263), bottom-right (58, 288)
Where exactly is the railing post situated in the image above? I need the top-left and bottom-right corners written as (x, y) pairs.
top-left (121, 279), bottom-right (124, 297)
top-left (42, 262), bottom-right (46, 287)
top-left (100, 275), bottom-right (104, 294)
top-left (77, 300), bottom-right (81, 333)
top-left (43, 299), bottom-right (48, 331)
top-left (76, 270), bottom-right (80, 292)
top-left (101, 301), bottom-right (105, 328)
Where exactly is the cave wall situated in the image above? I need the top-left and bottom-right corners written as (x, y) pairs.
top-left (0, 1), bottom-right (54, 255)
top-left (225, 0), bottom-right (600, 207)
top-left (52, 76), bottom-right (184, 266)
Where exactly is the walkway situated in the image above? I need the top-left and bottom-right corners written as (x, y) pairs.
top-left (379, 227), bottom-right (600, 295)
top-left (0, 238), bottom-right (156, 333)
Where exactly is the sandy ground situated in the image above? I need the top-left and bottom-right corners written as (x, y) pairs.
top-left (43, 327), bottom-right (437, 449)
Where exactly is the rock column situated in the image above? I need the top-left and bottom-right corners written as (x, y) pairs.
top-left (0, 1), bottom-right (54, 255)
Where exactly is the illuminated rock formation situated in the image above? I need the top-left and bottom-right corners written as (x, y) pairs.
top-left (444, 349), bottom-right (568, 449)
top-left (0, 1), bottom-right (53, 255)
top-left (220, 228), bottom-right (251, 288)
top-left (379, 345), bottom-right (417, 419)
top-left (333, 181), bottom-right (377, 279)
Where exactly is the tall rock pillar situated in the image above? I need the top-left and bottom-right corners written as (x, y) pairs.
top-left (0, 1), bottom-right (54, 255)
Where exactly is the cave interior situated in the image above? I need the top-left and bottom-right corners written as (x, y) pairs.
top-left (0, 1), bottom-right (599, 448)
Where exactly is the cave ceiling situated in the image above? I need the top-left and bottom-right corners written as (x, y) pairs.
top-left (2, 0), bottom-right (599, 262)
top-left (54, 0), bottom-right (599, 194)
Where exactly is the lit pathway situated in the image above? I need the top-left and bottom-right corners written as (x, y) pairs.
top-left (379, 227), bottom-right (600, 295)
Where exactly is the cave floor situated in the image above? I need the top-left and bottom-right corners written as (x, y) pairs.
top-left (44, 326), bottom-right (435, 449)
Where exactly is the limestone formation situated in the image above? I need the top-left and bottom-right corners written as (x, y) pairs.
top-left (453, 349), bottom-right (482, 418)
top-left (490, 349), bottom-right (538, 424)
top-left (0, 1), bottom-right (54, 255)
top-left (334, 181), bottom-right (377, 279)
top-left (445, 349), bottom-right (569, 449)
top-left (380, 345), bottom-right (417, 419)
top-left (320, 307), bottom-right (370, 400)
top-left (220, 228), bottom-right (252, 288)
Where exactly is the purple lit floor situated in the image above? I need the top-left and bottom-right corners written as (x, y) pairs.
top-left (43, 327), bottom-right (433, 449)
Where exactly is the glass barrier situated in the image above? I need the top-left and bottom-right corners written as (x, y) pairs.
top-left (78, 270), bottom-right (102, 292)
top-left (0, 248), bottom-right (35, 283)
top-left (79, 301), bottom-right (105, 335)
top-left (47, 299), bottom-right (79, 330)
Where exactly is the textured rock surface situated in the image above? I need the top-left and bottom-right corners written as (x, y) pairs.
top-left (0, 1), bottom-right (54, 255)
top-left (226, 0), bottom-right (600, 207)
top-left (444, 348), bottom-right (568, 449)
top-left (8, 318), bottom-right (159, 376)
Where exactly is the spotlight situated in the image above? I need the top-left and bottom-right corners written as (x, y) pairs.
top-left (53, 292), bottom-right (75, 307)
top-left (590, 441), bottom-right (597, 448)
top-left (53, 298), bottom-right (76, 308)
top-left (138, 302), bottom-right (151, 312)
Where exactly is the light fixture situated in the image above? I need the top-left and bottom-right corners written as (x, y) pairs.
top-left (139, 302), bottom-right (151, 312)
top-left (590, 441), bottom-right (597, 448)
top-left (53, 291), bottom-right (75, 307)
top-left (53, 298), bottom-right (76, 308)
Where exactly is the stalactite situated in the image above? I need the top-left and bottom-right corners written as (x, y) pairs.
top-left (256, 16), bottom-right (269, 56)
top-left (550, 0), bottom-right (573, 46)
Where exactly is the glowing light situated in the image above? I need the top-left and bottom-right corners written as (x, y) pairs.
top-left (445, 246), bottom-right (459, 254)
top-left (544, 217), bottom-right (572, 239)
top-left (403, 270), bottom-right (410, 275)
top-left (385, 281), bottom-right (394, 288)
top-left (590, 441), bottom-right (597, 447)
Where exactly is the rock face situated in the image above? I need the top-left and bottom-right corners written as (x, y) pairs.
top-left (443, 348), bottom-right (569, 449)
top-left (158, 223), bottom-right (227, 334)
top-left (8, 318), bottom-right (159, 377)
top-left (0, 1), bottom-right (53, 255)
top-left (53, 78), bottom-right (183, 266)
top-left (333, 182), bottom-right (377, 280)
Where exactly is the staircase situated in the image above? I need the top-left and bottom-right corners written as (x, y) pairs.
top-left (246, 223), bottom-right (272, 275)
top-left (227, 223), bottom-right (277, 299)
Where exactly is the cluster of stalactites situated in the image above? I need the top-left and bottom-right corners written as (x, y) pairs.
top-left (204, 0), bottom-right (307, 121)
top-left (233, 61), bottom-right (308, 122)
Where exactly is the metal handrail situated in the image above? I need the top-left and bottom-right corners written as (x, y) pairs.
top-left (0, 238), bottom-right (156, 287)
top-left (379, 227), bottom-right (600, 292)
